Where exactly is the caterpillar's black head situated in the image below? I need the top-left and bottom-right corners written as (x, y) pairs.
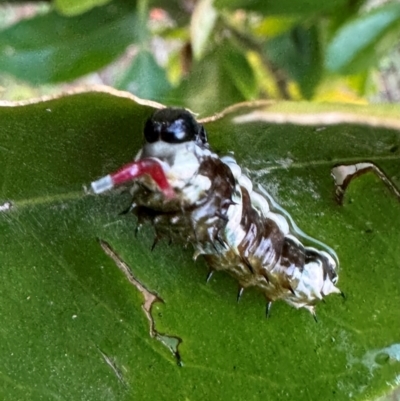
top-left (144, 108), bottom-right (208, 146)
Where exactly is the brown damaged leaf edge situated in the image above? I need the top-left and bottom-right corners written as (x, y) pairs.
top-left (331, 162), bottom-right (400, 205)
top-left (0, 84), bottom-right (164, 110)
top-left (201, 100), bottom-right (400, 131)
top-left (3, 85), bottom-right (400, 131)
top-left (99, 239), bottom-right (183, 366)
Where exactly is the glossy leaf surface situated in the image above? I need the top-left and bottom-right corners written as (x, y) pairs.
top-left (326, 3), bottom-right (400, 74)
top-left (0, 90), bottom-right (399, 400)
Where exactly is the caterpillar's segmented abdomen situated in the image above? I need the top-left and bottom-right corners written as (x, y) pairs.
top-left (201, 156), bottom-right (339, 315)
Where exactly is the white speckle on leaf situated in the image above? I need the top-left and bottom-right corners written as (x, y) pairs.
top-left (0, 202), bottom-right (12, 212)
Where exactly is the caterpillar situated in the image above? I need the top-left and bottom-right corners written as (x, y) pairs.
top-left (91, 107), bottom-right (341, 318)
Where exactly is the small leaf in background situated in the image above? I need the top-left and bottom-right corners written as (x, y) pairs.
top-left (264, 25), bottom-right (322, 99)
top-left (163, 42), bottom-right (247, 114)
top-left (0, 1), bottom-right (138, 84)
top-left (252, 16), bottom-right (299, 38)
top-left (220, 43), bottom-right (258, 100)
top-left (190, 0), bottom-right (218, 60)
top-left (116, 50), bottom-right (171, 101)
top-left (247, 51), bottom-right (284, 99)
top-left (54, 0), bottom-right (112, 16)
top-left (214, 0), bottom-right (348, 15)
top-left (325, 3), bottom-right (400, 74)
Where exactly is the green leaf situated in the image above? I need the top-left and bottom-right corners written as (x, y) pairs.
top-left (325, 3), bottom-right (400, 74)
top-left (0, 1), bottom-right (138, 84)
top-left (0, 91), bottom-right (399, 400)
top-left (220, 43), bottom-right (258, 100)
top-left (214, 0), bottom-right (348, 15)
top-left (265, 24), bottom-right (322, 99)
top-left (116, 50), bottom-right (171, 101)
top-left (164, 41), bottom-right (253, 114)
top-left (55, 0), bottom-right (112, 16)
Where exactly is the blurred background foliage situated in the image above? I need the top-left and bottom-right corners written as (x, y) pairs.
top-left (1, 0), bottom-right (400, 114)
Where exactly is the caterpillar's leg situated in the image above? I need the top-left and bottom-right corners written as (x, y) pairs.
top-left (266, 301), bottom-right (273, 319)
top-left (119, 202), bottom-right (137, 215)
top-left (304, 305), bottom-right (318, 322)
top-left (134, 223), bottom-right (142, 237)
top-left (133, 209), bottom-right (149, 237)
top-left (206, 268), bottom-right (214, 283)
top-left (237, 286), bottom-right (244, 303)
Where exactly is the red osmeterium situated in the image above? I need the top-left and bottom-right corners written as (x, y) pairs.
top-left (91, 158), bottom-right (175, 198)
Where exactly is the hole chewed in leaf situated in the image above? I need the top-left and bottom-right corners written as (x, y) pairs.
top-left (99, 239), bottom-right (182, 365)
top-left (331, 162), bottom-right (400, 205)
